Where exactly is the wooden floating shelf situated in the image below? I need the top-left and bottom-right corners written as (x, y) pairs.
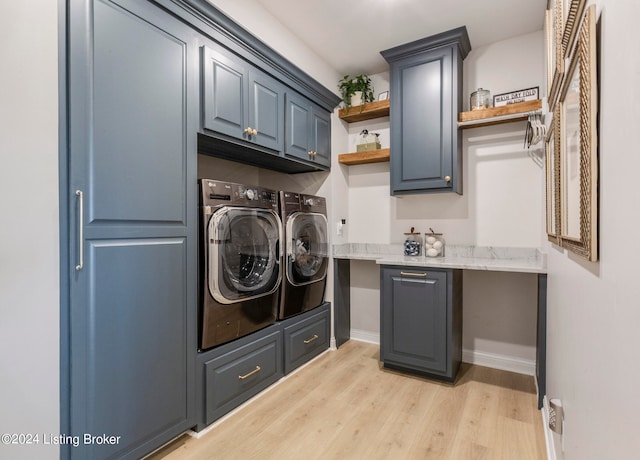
top-left (457, 99), bottom-right (542, 129)
top-left (338, 100), bottom-right (390, 123)
top-left (338, 148), bottom-right (390, 166)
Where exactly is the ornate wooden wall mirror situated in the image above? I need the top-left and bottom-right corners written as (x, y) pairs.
top-left (546, 0), bottom-right (565, 111)
top-left (562, 0), bottom-right (587, 56)
top-left (545, 108), bottom-right (561, 244)
top-left (558, 4), bottom-right (598, 261)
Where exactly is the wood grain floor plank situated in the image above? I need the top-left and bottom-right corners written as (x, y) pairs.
top-left (147, 341), bottom-right (547, 460)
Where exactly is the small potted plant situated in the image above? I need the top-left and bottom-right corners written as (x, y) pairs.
top-left (338, 74), bottom-right (375, 109)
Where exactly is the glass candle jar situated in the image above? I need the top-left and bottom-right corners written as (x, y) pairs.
top-left (424, 230), bottom-right (445, 257)
top-left (470, 88), bottom-right (491, 110)
top-left (403, 228), bottom-right (422, 256)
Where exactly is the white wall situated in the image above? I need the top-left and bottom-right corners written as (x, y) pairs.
top-left (545, 1), bottom-right (640, 458)
top-left (0, 2), bottom-right (60, 459)
top-left (205, 0), bottom-right (339, 92)
top-left (345, 32), bottom-right (545, 372)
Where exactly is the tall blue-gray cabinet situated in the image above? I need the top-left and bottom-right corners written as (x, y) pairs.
top-left (65, 0), bottom-right (198, 458)
top-left (380, 266), bottom-right (462, 381)
top-left (202, 44), bottom-right (285, 152)
top-left (285, 91), bottom-right (332, 168)
top-left (381, 27), bottom-right (471, 195)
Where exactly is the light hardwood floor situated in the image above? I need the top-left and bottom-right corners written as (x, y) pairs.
top-left (148, 341), bottom-right (547, 460)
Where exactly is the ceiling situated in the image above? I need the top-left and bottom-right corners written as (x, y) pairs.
top-left (254, 0), bottom-right (546, 76)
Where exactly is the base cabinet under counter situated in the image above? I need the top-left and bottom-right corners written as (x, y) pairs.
top-left (380, 266), bottom-right (462, 381)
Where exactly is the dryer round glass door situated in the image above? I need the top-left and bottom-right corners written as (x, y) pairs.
top-left (209, 207), bottom-right (282, 304)
top-left (286, 212), bottom-right (328, 286)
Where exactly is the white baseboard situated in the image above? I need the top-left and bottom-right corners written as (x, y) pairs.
top-left (462, 349), bottom-right (536, 376)
top-left (349, 329), bottom-right (380, 345)
top-left (346, 333), bottom-right (535, 376)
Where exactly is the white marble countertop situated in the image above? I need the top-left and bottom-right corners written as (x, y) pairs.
top-left (332, 243), bottom-right (547, 274)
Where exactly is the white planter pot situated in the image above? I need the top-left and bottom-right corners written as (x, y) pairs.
top-left (350, 91), bottom-right (363, 107)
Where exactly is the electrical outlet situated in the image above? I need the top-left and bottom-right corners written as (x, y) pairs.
top-left (549, 399), bottom-right (563, 434)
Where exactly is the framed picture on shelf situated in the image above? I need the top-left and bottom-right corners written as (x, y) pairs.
top-left (558, 4), bottom-right (598, 261)
top-left (378, 91), bottom-right (389, 101)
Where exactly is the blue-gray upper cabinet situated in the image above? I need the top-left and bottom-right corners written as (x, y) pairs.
top-left (285, 91), bottom-right (331, 169)
top-left (202, 44), bottom-right (285, 152)
top-left (381, 27), bottom-right (471, 195)
top-left (380, 266), bottom-right (462, 381)
top-left (65, 0), bottom-right (198, 458)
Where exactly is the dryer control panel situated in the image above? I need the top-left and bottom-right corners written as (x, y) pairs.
top-left (300, 194), bottom-right (326, 214)
top-left (279, 191), bottom-right (327, 219)
top-left (200, 179), bottom-right (278, 211)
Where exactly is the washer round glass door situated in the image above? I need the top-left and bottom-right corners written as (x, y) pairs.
top-left (286, 212), bottom-right (328, 286)
top-left (209, 207), bottom-right (282, 304)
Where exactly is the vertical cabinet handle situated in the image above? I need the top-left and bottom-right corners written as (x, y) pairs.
top-left (75, 190), bottom-right (84, 271)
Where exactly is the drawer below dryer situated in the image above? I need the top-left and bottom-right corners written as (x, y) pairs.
top-left (282, 303), bottom-right (330, 374)
top-left (204, 329), bottom-right (283, 424)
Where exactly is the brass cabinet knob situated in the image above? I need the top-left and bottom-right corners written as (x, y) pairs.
top-left (251, 128), bottom-right (257, 136)
top-left (244, 127), bottom-right (252, 134)
top-left (444, 175), bottom-right (451, 183)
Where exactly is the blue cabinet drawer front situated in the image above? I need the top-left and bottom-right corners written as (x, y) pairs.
top-left (283, 307), bottom-right (330, 374)
top-left (204, 330), bottom-right (282, 423)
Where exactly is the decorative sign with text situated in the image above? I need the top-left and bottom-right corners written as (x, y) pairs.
top-left (493, 87), bottom-right (539, 107)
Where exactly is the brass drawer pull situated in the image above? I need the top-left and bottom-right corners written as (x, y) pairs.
top-left (238, 365), bottom-right (261, 380)
top-left (400, 271), bottom-right (427, 277)
top-left (304, 334), bottom-right (319, 344)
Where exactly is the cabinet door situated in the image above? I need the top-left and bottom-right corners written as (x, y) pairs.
top-left (67, 0), bottom-right (197, 458)
top-left (310, 105), bottom-right (331, 168)
top-left (285, 91), bottom-right (312, 160)
top-left (381, 268), bottom-right (448, 373)
top-left (285, 91), bottom-right (331, 167)
top-left (248, 68), bottom-right (285, 151)
top-left (202, 44), bottom-right (248, 139)
top-left (390, 46), bottom-right (457, 194)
